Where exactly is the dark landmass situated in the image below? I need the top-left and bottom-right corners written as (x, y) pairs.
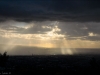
top-left (1, 54), bottom-right (100, 75)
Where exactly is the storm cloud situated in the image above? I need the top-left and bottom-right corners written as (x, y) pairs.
top-left (0, 0), bottom-right (100, 22)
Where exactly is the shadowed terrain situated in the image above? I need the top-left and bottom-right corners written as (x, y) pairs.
top-left (1, 54), bottom-right (100, 75)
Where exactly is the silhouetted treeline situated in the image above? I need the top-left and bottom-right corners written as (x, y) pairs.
top-left (0, 52), bottom-right (9, 67)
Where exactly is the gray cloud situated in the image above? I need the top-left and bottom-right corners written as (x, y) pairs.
top-left (0, 21), bottom-right (53, 34)
top-left (0, 20), bottom-right (100, 41)
top-left (0, 0), bottom-right (100, 22)
top-left (56, 22), bottom-right (100, 41)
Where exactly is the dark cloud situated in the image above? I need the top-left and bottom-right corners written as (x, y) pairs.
top-left (18, 25), bottom-right (52, 34)
top-left (0, 21), bottom-right (53, 34)
top-left (1, 21), bottom-right (100, 41)
top-left (56, 22), bottom-right (100, 41)
top-left (58, 22), bottom-right (89, 37)
top-left (0, 0), bottom-right (100, 22)
top-left (84, 36), bottom-right (100, 41)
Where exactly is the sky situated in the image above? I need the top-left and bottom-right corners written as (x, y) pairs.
top-left (0, 0), bottom-right (100, 55)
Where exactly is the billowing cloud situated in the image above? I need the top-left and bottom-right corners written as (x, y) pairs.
top-left (0, 21), bottom-right (100, 41)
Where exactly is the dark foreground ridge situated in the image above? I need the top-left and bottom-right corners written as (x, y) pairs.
top-left (1, 55), bottom-right (100, 75)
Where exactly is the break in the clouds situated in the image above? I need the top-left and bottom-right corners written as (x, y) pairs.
top-left (0, 0), bottom-right (100, 22)
top-left (3, 21), bottom-right (100, 41)
top-left (1, 20), bottom-right (100, 42)
top-left (1, 0), bottom-right (100, 55)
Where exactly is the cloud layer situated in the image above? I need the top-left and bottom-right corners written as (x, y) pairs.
top-left (0, 0), bottom-right (100, 55)
top-left (0, 0), bottom-right (100, 22)
top-left (0, 20), bottom-right (100, 41)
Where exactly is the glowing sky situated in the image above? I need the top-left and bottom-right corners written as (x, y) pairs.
top-left (0, 20), bottom-right (100, 55)
top-left (0, 0), bottom-right (100, 55)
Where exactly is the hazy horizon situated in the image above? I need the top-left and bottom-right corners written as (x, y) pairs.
top-left (0, 44), bottom-right (100, 55)
top-left (0, 0), bottom-right (100, 55)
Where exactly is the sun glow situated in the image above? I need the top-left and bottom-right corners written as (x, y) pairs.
top-left (1, 21), bottom-right (100, 55)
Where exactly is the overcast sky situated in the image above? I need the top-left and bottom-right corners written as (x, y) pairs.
top-left (0, 0), bottom-right (100, 55)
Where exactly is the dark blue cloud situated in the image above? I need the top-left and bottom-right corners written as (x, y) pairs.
top-left (0, 0), bottom-right (100, 22)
